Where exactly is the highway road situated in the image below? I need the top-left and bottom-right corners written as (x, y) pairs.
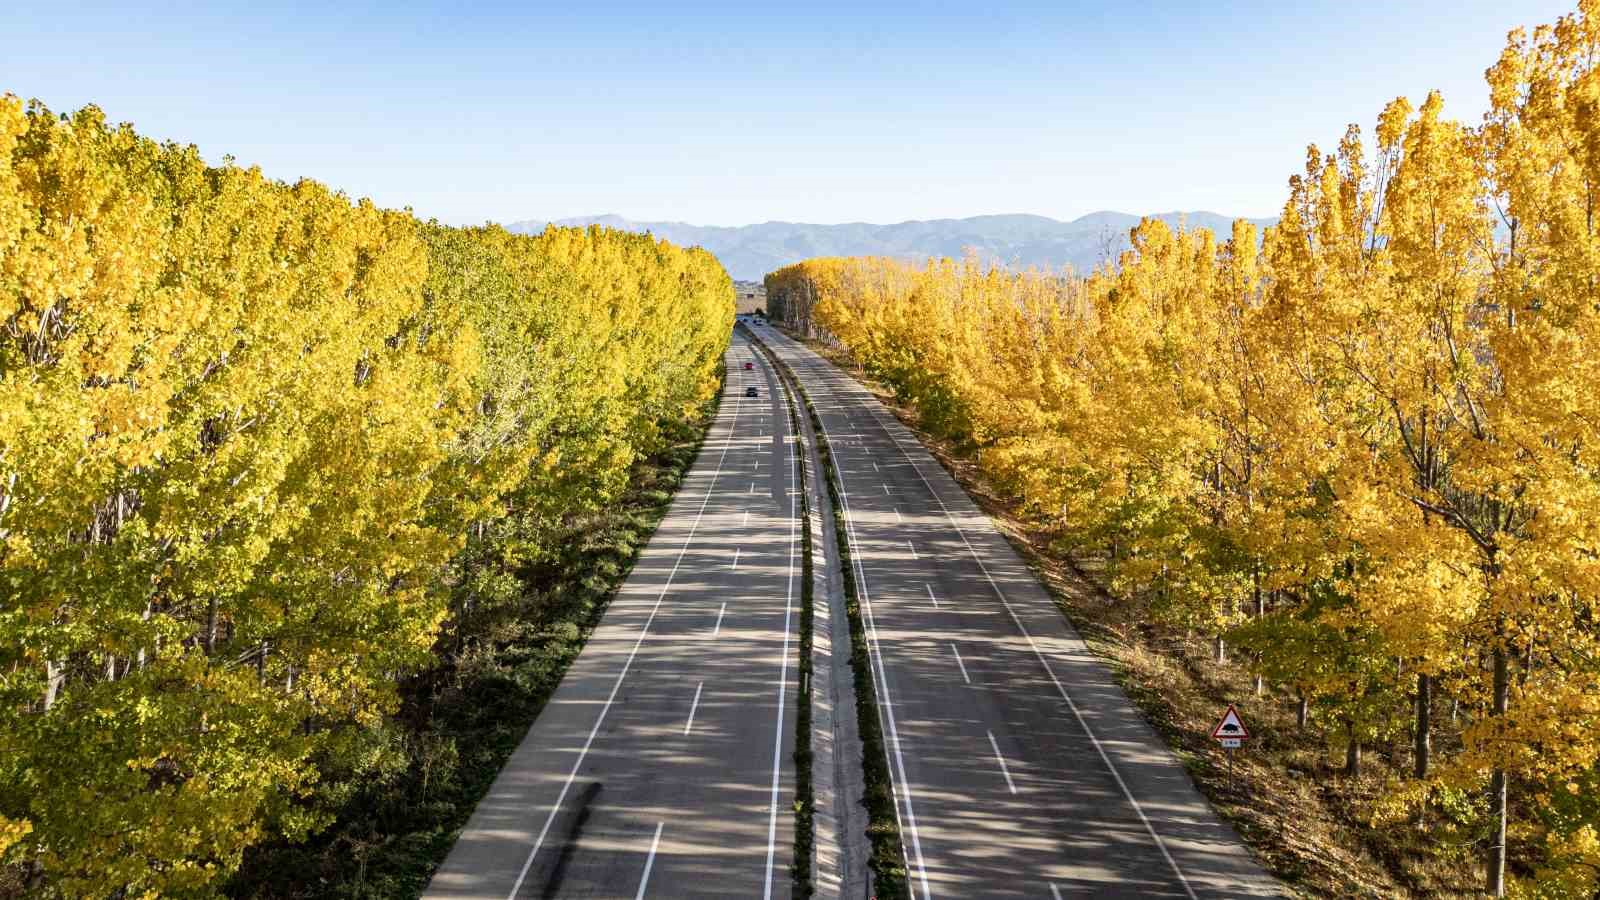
top-left (756, 326), bottom-right (1282, 900)
top-left (425, 332), bottom-right (801, 900)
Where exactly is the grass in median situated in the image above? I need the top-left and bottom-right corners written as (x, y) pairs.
top-left (794, 492), bottom-right (817, 898)
top-left (228, 384), bottom-right (723, 900)
top-left (750, 332), bottom-right (910, 900)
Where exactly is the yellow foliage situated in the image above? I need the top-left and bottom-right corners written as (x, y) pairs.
top-left (769, 5), bottom-right (1600, 890)
top-left (0, 98), bottom-right (731, 894)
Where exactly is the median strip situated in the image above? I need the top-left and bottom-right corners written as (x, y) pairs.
top-left (748, 329), bottom-right (911, 900)
top-left (746, 327), bottom-right (818, 897)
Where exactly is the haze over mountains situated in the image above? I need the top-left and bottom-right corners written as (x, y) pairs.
top-left (506, 212), bottom-right (1276, 281)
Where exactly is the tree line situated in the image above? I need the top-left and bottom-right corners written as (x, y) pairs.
top-left (0, 97), bottom-right (732, 895)
top-left (768, 5), bottom-right (1600, 895)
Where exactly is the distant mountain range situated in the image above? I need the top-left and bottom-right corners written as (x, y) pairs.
top-left (505, 212), bottom-right (1276, 281)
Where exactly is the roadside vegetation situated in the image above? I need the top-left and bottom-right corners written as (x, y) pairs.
top-left (766, 5), bottom-right (1600, 895)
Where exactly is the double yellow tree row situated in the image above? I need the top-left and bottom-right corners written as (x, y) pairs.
top-left (768, 5), bottom-right (1600, 894)
top-left (0, 98), bottom-right (731, 894)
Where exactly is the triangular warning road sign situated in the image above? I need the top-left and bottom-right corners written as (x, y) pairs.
top-left (1211, 704), bottom-right (1250, 740)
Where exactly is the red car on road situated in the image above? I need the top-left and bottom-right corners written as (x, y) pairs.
top-left (744, 361), bottom-right (754, 370)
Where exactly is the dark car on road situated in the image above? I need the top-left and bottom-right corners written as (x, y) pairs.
top-left (745, 386), bottom-right (759, 397)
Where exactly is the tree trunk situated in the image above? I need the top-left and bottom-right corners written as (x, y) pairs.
top-left (1214, 635), bottom-right (1227, 665)
top-left (1296, 694), bottom-right (1309, 729)
top-left (1414, 672), bottom-right (1432, 780)
top-left (204, 596), bottom-right (219, 654)
top-left (43, 660), bottom-right (63, 710)
top-left (1253, 572), bottom-right (1265, 697)
top-left (1344, 723), bottom-right (1362, 777)
top-left (1486, 648), bottom-right (1509, 896)
top-left (137, 603), bottom-right (150, 671)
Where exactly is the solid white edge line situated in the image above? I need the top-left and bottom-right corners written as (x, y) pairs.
top-left (925, 583), bottom-right (940, 609)
top-left (787, 342), bottom-right (932, 900)
top-left (502, 350), bottom-right (744, 900)
top-left (731, 547), bottom-right (741, 571)
top-left (713, 602), bottom-right (727, 637)
top-left (1051, 884), bottom-right (1064, 900)
top-left (762, 394), bottom-right (800, 898)
top-left (986, 730), bottom-right (1017, 794)
top-left (684, 681), bottom-right (704, 735)
top-left (635, 822), bottom-right (664, 900)
top-left (866, 382), bottom-right (1201, 900)
top-left (907, 539), bottom-right (918, 560)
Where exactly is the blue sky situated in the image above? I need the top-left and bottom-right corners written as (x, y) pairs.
top-left (1, 1), bottom-right (1574, 226)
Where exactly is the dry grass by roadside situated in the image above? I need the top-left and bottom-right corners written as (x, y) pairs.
top-left (791, 330), bottom-right (1489, 899)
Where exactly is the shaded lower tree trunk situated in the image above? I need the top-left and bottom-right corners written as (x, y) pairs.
top-left (1253, 573), bottom-right (1266, 695)
top-left (43, 660), bottom-right (63, 710)
top-left (1296, 694), bottom-right (1309, 729)
top-left (1344, 722), bottom-right (1362, 777)
top-left (204, 596), bottom-right (219, 654)
top-left (136, 602), bottom-right (151, 671)
top-left (1414, 672), bottom-right (1432, 780)
top-left (1486, 649), bottom-right (1509, 896)
top-left (1214, 635), bottom-right (1226, 664)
